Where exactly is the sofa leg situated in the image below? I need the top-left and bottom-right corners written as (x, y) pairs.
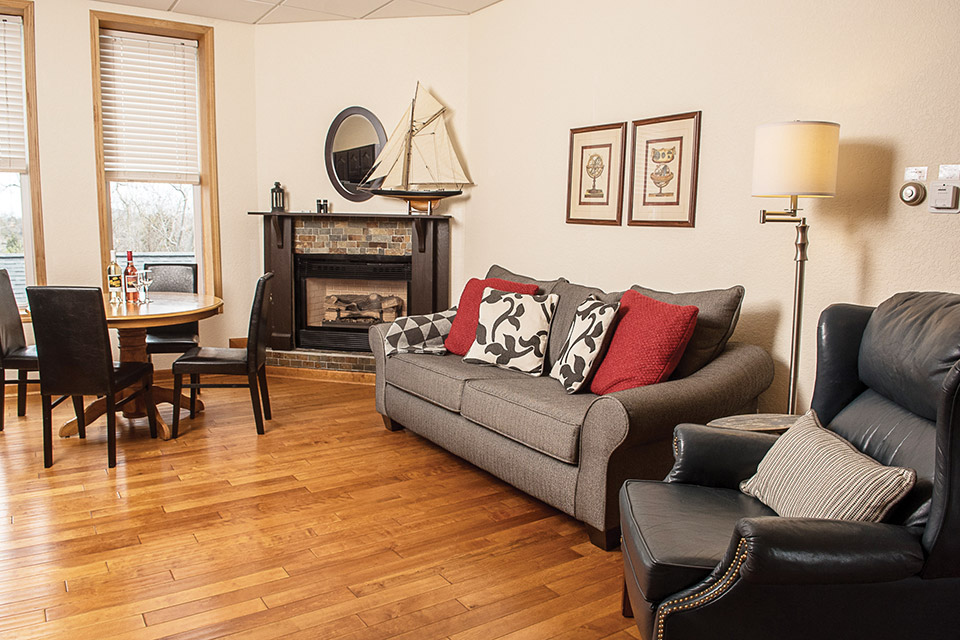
top-left (586, 524), bottom-right (621, 550)
top-left (621, 580), bottom-right (634, 618)
top-left (382, 415), bottom-right (404, 432)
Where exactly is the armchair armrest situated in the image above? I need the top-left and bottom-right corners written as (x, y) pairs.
top-left (665, 424), bottom-right (778, 488)
top-left (736, 517), bottom-right (924, 584)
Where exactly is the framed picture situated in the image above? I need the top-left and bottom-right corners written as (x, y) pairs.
top-left (628, 111), bottom-right (701, 227)
top-left (565, 122), bottom-right (627, 225)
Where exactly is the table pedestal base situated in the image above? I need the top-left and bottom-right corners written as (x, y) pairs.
top-left (60, 387), bottom-right (203, 440)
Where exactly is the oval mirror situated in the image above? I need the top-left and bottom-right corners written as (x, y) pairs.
top-left (324, 106), bottom-right (387, 202)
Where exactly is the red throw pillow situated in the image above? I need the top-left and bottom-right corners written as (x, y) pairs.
top-left (445, 278), bottom-right (540, 355)
top-left (590, 290), bottom-right (698, 394)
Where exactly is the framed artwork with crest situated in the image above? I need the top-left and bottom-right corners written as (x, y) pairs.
top-left (565, 122), bottom-right (627, 225)
top-left (627, 111), bottom-right (701, 227)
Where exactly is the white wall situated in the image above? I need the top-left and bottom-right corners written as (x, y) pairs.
top-left (31, 0), bottom-right (259, 348)
top-left (252, 16), bottom-right (470, 289)
top-left (464, 0), bottom-right (960, 410)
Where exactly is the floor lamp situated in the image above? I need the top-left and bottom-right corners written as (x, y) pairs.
top-left (752, 121), bottom-right (840, 413)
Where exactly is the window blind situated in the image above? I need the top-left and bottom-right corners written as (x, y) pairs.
top-left (0, 16), bottom-right (26, 173)
top-left (99, 29), bottom-right (200, 184)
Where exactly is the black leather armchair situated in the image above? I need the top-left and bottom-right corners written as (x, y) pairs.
top-left (620, 292), bottom-right (960, 639)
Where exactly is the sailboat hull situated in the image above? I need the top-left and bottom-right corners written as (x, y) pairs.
top-left (370, 189), bottom-right (462, 213)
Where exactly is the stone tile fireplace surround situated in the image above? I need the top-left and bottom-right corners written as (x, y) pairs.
top-left (253, 211), bottom-right (450, 376)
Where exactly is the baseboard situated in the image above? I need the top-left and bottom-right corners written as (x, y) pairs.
top-left (265, 365), bottom-right (374, 385)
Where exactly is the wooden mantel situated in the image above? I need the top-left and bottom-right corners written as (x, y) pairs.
top-left (250, 211), bottom-right (450, 351)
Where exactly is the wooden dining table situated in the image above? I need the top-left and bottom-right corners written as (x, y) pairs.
top-left (25, 291), bottom-right (223, 441)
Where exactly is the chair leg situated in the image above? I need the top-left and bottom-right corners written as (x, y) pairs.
top-left (257, 367), bottom-right (271, 420)
top-left (143, 375), bottom-right (158, 439)
top-left (41, 394), bottom-right (52, 468)
top-left (106, 395), bottom-right (117, 469)
top-left (0, 370), bottom-right (5, 432)
top-left (172, 373), bottom-right (183, 439)
top-left (72, 396), bottom-right (86, 439)
top-left (248, 372), bottom-right (265, 435)
top-left (189, 374), bottom-right (198, 419)
top-left (17, 370), bottom-right (27, 416)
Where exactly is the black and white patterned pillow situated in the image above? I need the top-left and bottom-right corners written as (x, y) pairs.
top-left (463, 288), bottom-right (559, 375)
top-left (383, 308), bottom-right (457, 356)
top-left (550, 296), bottom-right (620, 393)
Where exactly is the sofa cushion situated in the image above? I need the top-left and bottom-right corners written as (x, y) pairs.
top-left (620, 479), bottom-right (775, 603)
top-left (460, 376), bottom-right (596, 464)
top-left (550, 295), bottom-right (620, 393)
top-left (590, 290), bottom-right (699, 394)
top-left (631, 284), bottom-right (744, 378)
top-left (485, 264), bottom-right (567, 295)
top-left (386, 353), bottom-right (525, 412)
top-left (446, 278), bottom-right (540, 356)
top-left (463, 288), bottom-right (559, 375)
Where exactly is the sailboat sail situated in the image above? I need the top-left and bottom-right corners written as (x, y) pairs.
top-left (361, 83), bottom-right (471, 193)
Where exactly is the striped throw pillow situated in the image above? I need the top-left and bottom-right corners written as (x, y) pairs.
top-left (740, 410), bottom-right (916, 522)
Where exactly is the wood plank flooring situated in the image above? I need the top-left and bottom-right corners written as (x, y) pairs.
top-left (0, 374), bottom-right (637, 639)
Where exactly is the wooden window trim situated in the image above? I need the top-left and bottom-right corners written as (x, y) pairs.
top-left (90, 10), bottom-right (222, 297)
top-left (0, 0), bottom-right (44, 286)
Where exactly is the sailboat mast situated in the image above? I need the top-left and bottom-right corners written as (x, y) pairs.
top-left (402, 89), bottom-right (417, 190)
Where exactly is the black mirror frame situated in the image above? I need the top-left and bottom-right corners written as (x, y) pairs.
top-left (324, 106), bottom-right (387, 203)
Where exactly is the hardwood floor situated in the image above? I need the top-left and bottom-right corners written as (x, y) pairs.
top-left (0, 374), bottom-right (637, 639)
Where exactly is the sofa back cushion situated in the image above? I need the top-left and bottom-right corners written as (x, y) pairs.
top-left (631, 284), bottom-right (744, 378)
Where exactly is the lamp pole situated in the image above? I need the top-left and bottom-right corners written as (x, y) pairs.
top-left (761, 194), bottom-right (807, 414)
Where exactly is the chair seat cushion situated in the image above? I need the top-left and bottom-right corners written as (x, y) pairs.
top-left (173, 347), bottom-right (248, 375)
top-left (620, 479), bottom-right (775, 603)
top-left (146, 332), bottom-right (200, 354)
top-left (113, 361), bottom-right (152, 390)
top-left (385, 353), bottom-right (525, 412)
top-left (3, 345), bottom-right (38, 370)
top-left (460, 377), bottom-right (595, 464)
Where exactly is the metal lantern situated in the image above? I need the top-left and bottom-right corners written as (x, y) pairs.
top-left (271, 181), bottom-right (285, 212)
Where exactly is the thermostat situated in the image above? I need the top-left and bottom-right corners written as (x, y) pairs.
top-left (899, 181), bottom-right (926, 206)
top-left (929, 182), bottom-right (960, 214)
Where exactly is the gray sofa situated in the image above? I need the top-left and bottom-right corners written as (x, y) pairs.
top-left (369, 265), bottom-right (774, 549)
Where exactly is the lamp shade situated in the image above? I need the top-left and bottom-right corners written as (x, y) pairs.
top-left (752, 121), bottom-right (840, 197)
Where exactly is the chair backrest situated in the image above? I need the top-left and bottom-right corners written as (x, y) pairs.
top-left (246, 273), bottom-right (274, 372)
top-left (143, 263), bottom-right (198, 294)
top-left (144, 263), bottom-right (199, 337)
top-left (811, 292), bottom-right (960, 579)
top-left (0, 269), bottom-right (26, 361)
top-left (25, 286), bottom-right (114, 396)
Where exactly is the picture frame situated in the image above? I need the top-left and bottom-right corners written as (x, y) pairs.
top-left (627, 111), bottom-right (701, 227)
top-left (565, 122), bottom-right (627, 225)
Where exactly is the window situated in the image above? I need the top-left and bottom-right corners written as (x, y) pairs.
top-left (92, 13), bottom-right (221, 296)
top-left (0, 4), bottom-right (43, 306)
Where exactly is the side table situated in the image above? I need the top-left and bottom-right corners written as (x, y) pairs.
top-left (706, 413), bottom-right (800, 435)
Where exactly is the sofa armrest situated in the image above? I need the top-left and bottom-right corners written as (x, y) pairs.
top-left (369, 322), bottom-right (391, 415)
top-left (575, 342), bottom-right (774, 532)
top-left (664, 423), bottom-right (778, 488)
top-left (735, 517), bottom-right (924, 585)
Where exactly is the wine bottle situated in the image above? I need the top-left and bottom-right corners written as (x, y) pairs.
top-left (106, 250), bottom-right (122, 304)
top-left (124, 251), bottom-right (139, 303)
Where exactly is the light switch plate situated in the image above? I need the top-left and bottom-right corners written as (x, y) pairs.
top-left (929, 181), bottom-right (960, 214)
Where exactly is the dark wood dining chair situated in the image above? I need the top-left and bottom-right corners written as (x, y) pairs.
top-left (171, 273), bottom-right (273, 437)
top-left (143, 263), bottom-right (201, 356)
top-left (26, 286), bottom-right (157, 468)
top-left (0, 269), bottom-right (39, 430)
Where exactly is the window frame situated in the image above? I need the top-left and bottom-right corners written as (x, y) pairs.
top-left (0, 0), bottom-right (44, 289)
top-left (90, 11), bottom-right (221, 297)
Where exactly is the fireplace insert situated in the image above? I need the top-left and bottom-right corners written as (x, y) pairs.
top-left (295, 254), bottom-right (411, 352)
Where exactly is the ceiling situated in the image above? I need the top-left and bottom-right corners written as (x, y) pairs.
top-left (100, 0), bottom-right (504, 24)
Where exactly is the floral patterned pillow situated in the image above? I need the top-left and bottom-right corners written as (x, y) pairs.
top-left (550, 296), bottom-right (620, 393)
top-left (463, 288), bottom-right (559, 375)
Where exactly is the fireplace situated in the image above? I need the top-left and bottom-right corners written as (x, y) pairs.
top-left (295, 254), bottom-right (411, 352)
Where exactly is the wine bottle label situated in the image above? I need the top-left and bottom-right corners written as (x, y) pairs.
top-left (125, 275), bottom-right (138, 289)
top-left (108, 275), bottom-right (122, 290)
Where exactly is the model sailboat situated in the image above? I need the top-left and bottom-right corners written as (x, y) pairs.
top-left (360, 83), bottom-right (472, 214)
